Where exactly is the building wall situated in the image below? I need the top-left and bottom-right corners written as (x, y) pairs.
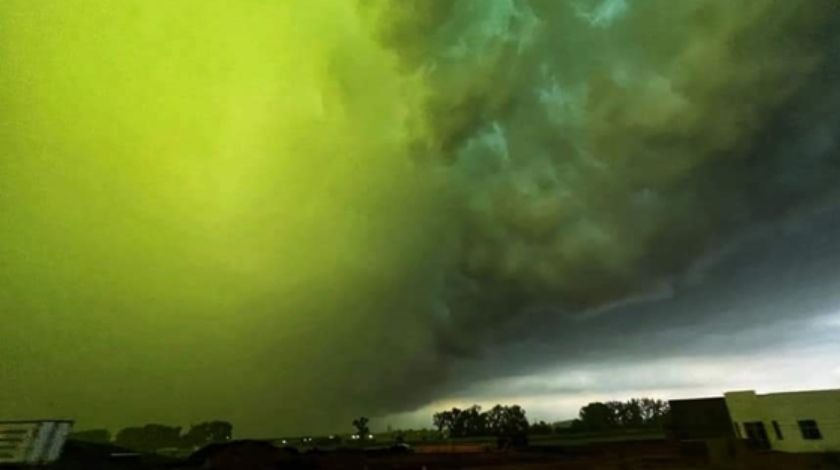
top-left (0, 422), bottom-right (41, 462)
top-left (0, 421), bottom-right (74, 465)
top-left (668, 397), bottom-right (734, 440)
top-left (725, 389), bottom-right (840, 453)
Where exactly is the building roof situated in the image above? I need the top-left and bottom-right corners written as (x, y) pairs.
top-left (726, 388), bottom-right (840, 398)
top-left (0, 420), bottom-right (74, 424)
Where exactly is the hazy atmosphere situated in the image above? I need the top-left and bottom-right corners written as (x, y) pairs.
top-left (2, 0), bottom-right (840, 437)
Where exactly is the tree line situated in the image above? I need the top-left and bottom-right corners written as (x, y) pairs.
top-left (431, 398), bottom-right (670, 439)
top-left (432, 404), bottom-right (529, 439)
top-left (70, 398), bottom-right (668, 452)
top-left (570, 398), bottom-right (670, 433)
top-left (70, 421), bottom-right (233, 452)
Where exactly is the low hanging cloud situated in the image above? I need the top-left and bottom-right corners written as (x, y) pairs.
top-left (1, 0), bottom-right (839, 436)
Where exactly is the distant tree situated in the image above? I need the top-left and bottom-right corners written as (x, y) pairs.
top-left (432, 404), bottom-right (528, 440)
top-left (639, 398), bottom-right (670, 427)
top-left (498, 405), bottom-right (529, 436)
top-left (578, 402), bottom-right (616, 431)
top-left (494, 405), bottom-right (529, 448)
top-left (181, 421), bottom-right (233, 449)
top-left (529, 420), bottom-right (553, 435)
top-left (624, 399), bottom-right (645, 427)
top-left (352, 417), bottom-right (370, 438)
top-left (604, 401), bottom-right (624, 426)
top-left (448, 408), bottom-right (465, 437)
top-left (462, 405), bottom-right (486, 437)
top-left (433, 411), bottom-right (451, 435)
top-left (608, 399), bottom-right (643, 428)
top-left (115, 424), bottom-right (182, 452)
top-left (484, 405), bottom-right (505, 435)
top-left (574, 398), bottom-right (671, 433)
top-left (69, 429), bottom-right (111, 444)
top-left (433, 405), bottom-right (486, 438)
top-left (569, 419), bottom-right (586, 433)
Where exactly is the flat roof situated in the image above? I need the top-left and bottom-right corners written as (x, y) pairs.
top-left (0, 420), bottom-right (74, 424)
top-left (669, 396), bottom-right (723, 403)
top-left (726, 388), bottom-right (840, 397)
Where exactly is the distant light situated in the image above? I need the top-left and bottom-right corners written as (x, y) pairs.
top-left (368, 434), bottom-right (373, 439)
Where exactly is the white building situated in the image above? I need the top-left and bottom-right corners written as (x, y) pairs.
top-left (0, 420), bottom-right (74, 465)
top-left (725, 389), bottom-right (840, 453)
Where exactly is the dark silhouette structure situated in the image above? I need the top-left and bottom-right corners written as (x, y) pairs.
top-left (668, 397), bottom-right (734, 440)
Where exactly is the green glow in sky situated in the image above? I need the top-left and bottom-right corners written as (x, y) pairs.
top-left (1, 0), bottom-right (447, 435)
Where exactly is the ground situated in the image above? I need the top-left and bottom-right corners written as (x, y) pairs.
top-left (44, 436), bottom-right (840, 469)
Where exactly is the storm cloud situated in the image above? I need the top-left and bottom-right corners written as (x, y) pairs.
top-left (1, 0), bottom-right (840, 436)
top-left (369, 0), bottom-right (840, 396)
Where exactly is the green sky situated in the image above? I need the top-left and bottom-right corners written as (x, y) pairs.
top-left (1, 0), bottom-right (452, 435)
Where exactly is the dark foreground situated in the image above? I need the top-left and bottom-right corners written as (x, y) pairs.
top-left (35, 438), bottom-right (840, 469)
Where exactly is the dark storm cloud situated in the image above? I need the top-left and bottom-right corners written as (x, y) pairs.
top-left (361, 1), bottom-right (840, 425)
top-left (369, 0), bottom-right (840, 365)
top-left (440, 197), bottom-right (840, 397)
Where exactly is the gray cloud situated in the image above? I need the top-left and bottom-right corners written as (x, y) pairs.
top-left (437, 197), bottom-right (840, 400)
top-left (370, 0), bottom-right (840, 343)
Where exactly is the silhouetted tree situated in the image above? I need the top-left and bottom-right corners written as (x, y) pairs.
top-left (499, 405), bottom-right (529, 435)
top-left (115, 424), bottom-right (182, 452)
top-left (432, 404), bottom-right (528, 439)
top-left (352, 417), bottom-right (370, 438)
top-left (181, 421), bottom-right (232, 449)
top-left (484, 405), bottom-right (505, 436)
top-left (433, 411), bottom-right (451, 434)
top-left (569, 419), bottom-right (586, 432)
top-left (640, 398), bottom-right (670, 427)
top-left (434, 406), bottom-right (481, 438)
top-left (576, 398), bottom-right (670, 432)
top-left (493, 405), bottom-right (529, 448)
top-left (621, 399), bottom-right (645, 427)
top-left (462, 405), bottom-right (486, 437)
top-left (69, 429), bottom-right (111, 444)
top-left (449, 408), bottom-right (465, 437)
top-left (579, 402), bottom-right (617, 431)
top-left (529, 420), bottom-right (553, 435)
